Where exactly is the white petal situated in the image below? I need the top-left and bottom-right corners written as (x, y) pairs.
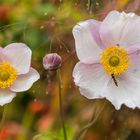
top-left (120, 14), bottom-right (140, 47)
top-left (100, 10), bottom-right (139, 48)
top-left (3, 43), bottom-right (32, 74)
top-left (128, 52), bottom-right (140, 77)
top-left (0, 89), bottom-right (16, 106)
top-left (72, 20), bottom-right (102, 63)
top-left (73, 62), bottom-right (110, 99)
top-left (103, 73), bottom-right (140, 110)
top-left (10, 68), bottom-right (40, 92)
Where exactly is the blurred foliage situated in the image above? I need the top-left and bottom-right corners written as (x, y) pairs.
top-left (0, 0), bottom-right (140, 140)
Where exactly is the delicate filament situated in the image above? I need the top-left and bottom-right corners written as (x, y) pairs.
top-left (0, 61), bottom-right (17, 88)
top-left (100, 46), bottom-right (130, 76)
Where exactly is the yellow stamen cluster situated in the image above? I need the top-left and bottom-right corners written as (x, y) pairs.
top-left (100, 46), bottom-right (130, 76)
top-left (0, 61), bottom-right (17, 88)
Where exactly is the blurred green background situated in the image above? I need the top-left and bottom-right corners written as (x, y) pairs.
top-left (0, 0), bottom-right (140, 140)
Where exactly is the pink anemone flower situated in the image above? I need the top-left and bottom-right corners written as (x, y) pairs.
top-left (73, 10), bottom-right (140, 110)
top-left (0, 43), bottom-right (40, 105)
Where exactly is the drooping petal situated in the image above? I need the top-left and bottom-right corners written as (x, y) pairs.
top-left (100, 10), bottom-right (140, 49)
top-left (102, 73), bottom-right (140, 110)
top-left (73, 62), bottom-right (110, 99)
top-left (72, 20), bottom-right (103, 63)
top-left (2, 43), bottom-right (32, 75)
top-left (10, 68), bottom-right (40, 92)
top-left (0, 89), bottom-right (16, 106)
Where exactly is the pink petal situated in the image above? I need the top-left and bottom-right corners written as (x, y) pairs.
top-left (73, 62), bottom-right (110, 99)
top-left (103, 73), bottom-right (140, 110)
top-left (119, 14), bottom-right (140, 48)
top-left (10, 68), bottom-right (40, 92)
top-left (100, 10), bottom-right (139, 49)
top-left (0, 89), bottom-right (16, 106)
top-left (72, 20), bottom-right (102, 63)
top-left (127, 44), bottom-right (140, 55)
top-left (2, 43), bottom-right (32, 74)
top-left (127, 52), bottom-right (140, 78)
top-left (88, 20), bottom-right (105, 49)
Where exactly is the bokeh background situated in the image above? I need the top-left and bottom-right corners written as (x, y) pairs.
top-left (0, 0), bottom-right (140, 140)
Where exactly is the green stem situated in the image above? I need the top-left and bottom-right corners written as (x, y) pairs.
top-left (49, 39), bottom-right (53, 53)
top-left (57, 69), bottom-right (67, 140)
top-left (73, 101), bottom-right (106, 140)
top-left (87, 0), bottom-right (91, 10)
top-left (0, 104), bottom-right (8, 130)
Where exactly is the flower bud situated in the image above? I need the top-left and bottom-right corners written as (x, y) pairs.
top-left (43, 53), bottom-right (62, 70)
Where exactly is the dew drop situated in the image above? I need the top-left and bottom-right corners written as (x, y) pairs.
top-left (75, 3), bottom-right (77, 6)
top-left (40, 26), bottom-right (44, 29)
top-left (111, 119), bottom-right (114, 124)
top-left (32, 90), bottom-right (35, 94)
top-left (51, 17), bottom-right (55, 20)
top-left (59, 45), bottom-right (62, 49)
top-left (69, 85), bottom-right (71, 89)
top-left (46, 91), bottom-right (49, 95)
top-left (96, 2), bottom-right (99, 6)
top-left (44, 12), bottom-right (48, 16)
top-left (34, 99), bottom-right (37, 102)
top-left (61, 85), bottom-right (63, 89)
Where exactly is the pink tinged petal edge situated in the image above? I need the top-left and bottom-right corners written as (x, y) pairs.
top-left (100, 10), bottom-right (120, 47)
top-left (88, 19), bottom-right (105, 50)
top-left (2, 43), bottom-right (32, 75)
top-left (10, 68), bottom-right (40, 92)
top-left (73, 62), bottom-right (110, 99)
top-left (0, 89), bottom-right (16, 106)
top-left (119, 13), bottom-right (140, 48)
top-left (127, 44), bottom-right (140, 55)
top-left (72, 20), bottom-right (102, 64)
top-left (127, 52), bottom-right (140, 79)
top-left (100, 10), bottom-right (140, 49)
top-left (103, 73), bottom-right (140, 110)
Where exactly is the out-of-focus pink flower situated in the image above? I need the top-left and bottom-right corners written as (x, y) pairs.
top-left (73, 10), bottom-right (140, 110)
top-left (43, 53), bottom-right (62, 70)
top-left (0, 122), bottom-right (22, 139)
top-left (37, 113), bottom-right (54, 131)
top-left (29, 100), bottom-right (44, 113)
top-left (0, 43), bottom-right (40, 106)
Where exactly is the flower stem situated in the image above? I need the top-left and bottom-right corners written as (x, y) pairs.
top-left (73, 101), bottom-right (106, 140)
top-left (57, 69), bottom-right (67, 140)
top-left (87, 0), bottom-right (91, 10)
top-left (0, 104), bottom-right (8, 130)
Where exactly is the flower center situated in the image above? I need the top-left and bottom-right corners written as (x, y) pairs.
top-left (0, 61), bottom-right (17, 88)
top-left (100, 46), bottom-right (130, 76)
top-left (109, 56), bottom-right (120, 67)
top-left (0, 71), bottom-right (10, 81)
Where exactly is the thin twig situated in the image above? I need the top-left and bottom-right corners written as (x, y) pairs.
top-left (73, 100), bottom-right (106, 140)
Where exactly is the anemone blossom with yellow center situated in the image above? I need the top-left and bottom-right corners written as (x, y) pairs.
top-left (0, 43), bottom-right (40, 106)
top-left (73, 10), bottom-right (140, 110)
